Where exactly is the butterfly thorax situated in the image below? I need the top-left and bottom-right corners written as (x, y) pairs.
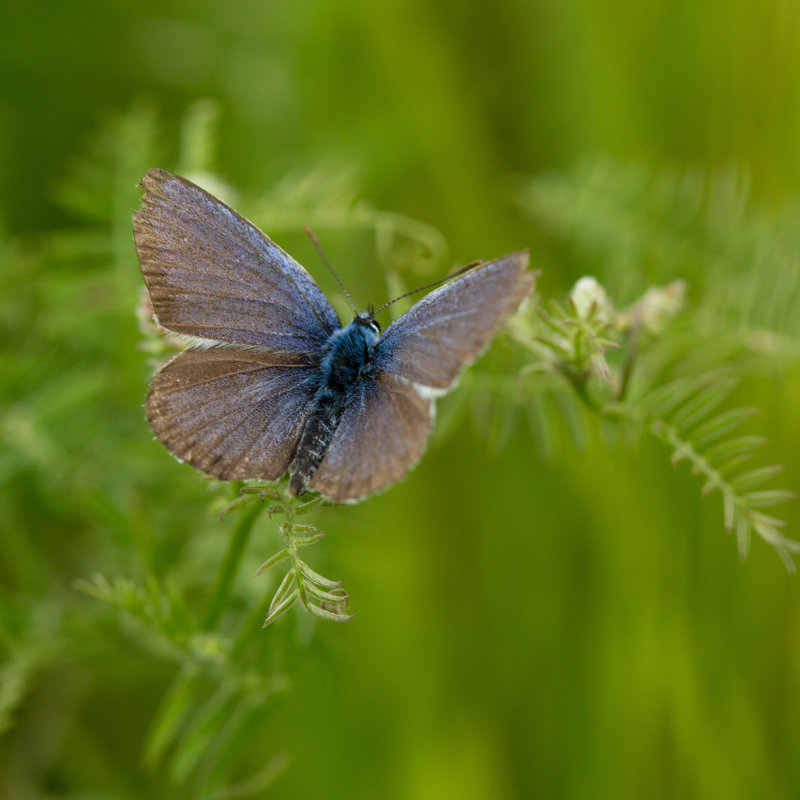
top-left (288, 314), bottom-right (380, 496)
top-left (318, 313), bottom-right (380, 390)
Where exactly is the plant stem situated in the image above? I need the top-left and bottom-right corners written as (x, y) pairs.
top-left (282, 495), bottom-right (309, 612)
top-left (617, 316), bottom-right (641, 401)
top-left (202, 504), bottom-right (263, 630)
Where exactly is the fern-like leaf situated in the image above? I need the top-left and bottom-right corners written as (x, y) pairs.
top-left (643, 374), bottom-right (798, 568)
top-left (239, 489), bottom-right (353, 626)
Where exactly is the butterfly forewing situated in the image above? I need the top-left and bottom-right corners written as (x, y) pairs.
top-left (310, 371), bottom-right (432, 502)
top-left (376, 251), bottom-right (532, 390)
top-left (134, 169), bottom-right (340, 349)
top-left (146, 347), bottom-right (318, 481)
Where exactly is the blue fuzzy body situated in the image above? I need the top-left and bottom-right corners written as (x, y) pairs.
top-left (319, 318), bottom-right (380, 396)
top-left (288, 315), bottom-right (380, 495)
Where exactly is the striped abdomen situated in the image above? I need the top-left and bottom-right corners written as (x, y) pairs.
top-left (288, 388), bottom-right (347, 496)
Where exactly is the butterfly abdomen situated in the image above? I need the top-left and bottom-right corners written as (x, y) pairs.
top-left (288, 316), bottom-right (380, 496)
top-left (288, 388), bottom-right (346, 495)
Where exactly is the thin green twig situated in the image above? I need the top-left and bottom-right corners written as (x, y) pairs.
top-left (203, 504), bottom-right (263, 630)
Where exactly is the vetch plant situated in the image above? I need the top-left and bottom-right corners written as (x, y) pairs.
top-left (219, 483), bottom-right (351, 625)
top-left (510, 277), bottom-right (797, 567)
top-left (514, 159), bottom-right (799, 567)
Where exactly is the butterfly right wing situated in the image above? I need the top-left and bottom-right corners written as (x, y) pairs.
top-left (375, 251), bottom-right (532, 390)
top-left (146, 347), bottom-right (318, 481)
top-left (312, 252), bottom-right (533, 502)
top-left (134, 169), bottom-right (341, 351)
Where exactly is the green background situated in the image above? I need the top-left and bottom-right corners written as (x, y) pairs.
top-left (2, 1), bottom-right (800, 798)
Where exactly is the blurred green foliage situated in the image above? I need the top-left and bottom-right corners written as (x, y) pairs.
top-left (2, 1), bottom-right (800, 799)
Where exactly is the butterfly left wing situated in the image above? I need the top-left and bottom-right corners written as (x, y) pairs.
top-left (146, 347), bottom-right (318, 481)
top-left (134, 169), bottom-right (340, 351)
top-left (375, 251), bottom-right (532, 389)
top-left (309, 371), bottom-right (432, 503)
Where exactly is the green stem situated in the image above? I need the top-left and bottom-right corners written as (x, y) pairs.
top-left (202, 504), bottom-right (263, 630)
top-left (282, 495), bottom-right (309, 612)
top-left (617, 316), bottom-right (641, 402)
top-left (562, 365), bottom-right (600, 413)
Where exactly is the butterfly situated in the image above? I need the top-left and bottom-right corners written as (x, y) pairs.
top-left (133, 169), bottom-right (533, 503)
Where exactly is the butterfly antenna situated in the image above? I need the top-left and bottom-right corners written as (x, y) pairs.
top-left (372, 260), bottom-right (485, 316)
top-left (304, 226), bottom-right (357, 314)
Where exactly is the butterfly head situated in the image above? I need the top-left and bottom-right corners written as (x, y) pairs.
top-left (352, 309), bottom-right (381, 337)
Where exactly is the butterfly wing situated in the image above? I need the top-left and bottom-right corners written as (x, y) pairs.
top-left (310, 371), bottom-right (432, 503)
top-left (311, 252), bottom-right (532, 501)
top-left (375, 251), bottom-right (532, 389)
top-left (146, 347), bottom-right (318, 481)
top-left (133, 169), bottom-right (340, 350)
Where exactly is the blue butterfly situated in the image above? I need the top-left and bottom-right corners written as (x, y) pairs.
top-left (134, 169), bottom-right (532, 502)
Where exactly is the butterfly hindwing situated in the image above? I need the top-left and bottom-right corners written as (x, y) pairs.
top-left (375, 251), bottom-right (532, 390)
top-left (134, 169), bottom-right (340, 350)
top-left (310, 371), bottom-right (432, 503)
top-left (146, 347), bottom-right (318, 481)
